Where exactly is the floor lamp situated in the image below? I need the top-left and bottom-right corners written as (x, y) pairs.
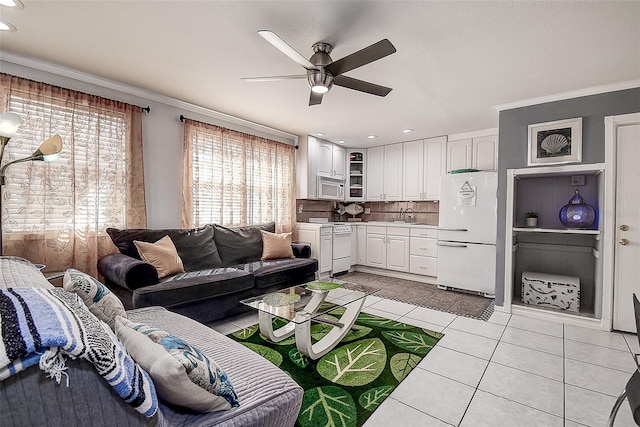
top-left (0, 112), bottom-right (63, 254)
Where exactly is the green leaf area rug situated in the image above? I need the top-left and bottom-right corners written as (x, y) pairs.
top-left (229, 305), bottom-right (443, 427)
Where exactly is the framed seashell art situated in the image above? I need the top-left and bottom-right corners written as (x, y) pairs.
top-left (527, 117), bottom-right (582, 166)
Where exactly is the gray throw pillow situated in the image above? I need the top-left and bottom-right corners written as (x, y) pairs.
top-left (63, 269), bottom-right (126, 330)
top-left (213, 222), bottom-right (276, 265)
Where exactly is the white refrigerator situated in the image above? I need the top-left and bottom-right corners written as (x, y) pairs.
top-left (437, 171), bottom-right (498, 297)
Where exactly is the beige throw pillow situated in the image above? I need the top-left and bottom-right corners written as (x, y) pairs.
top-left (134, 235), bottom-right (184, 278)
top-left (260, 230), bottom-right (294, 260)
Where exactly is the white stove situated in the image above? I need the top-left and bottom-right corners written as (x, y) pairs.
top-left (331, 223), bottom-right (353, 276)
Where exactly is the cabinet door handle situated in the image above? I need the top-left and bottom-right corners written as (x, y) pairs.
top-left (437, 242), bottom-right (468, 248)
top-left (420, 247), bottom-right (430, 250)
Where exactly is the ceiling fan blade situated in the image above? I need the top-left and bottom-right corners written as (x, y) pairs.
top-left (325, 39), bottom-right (396, 76)
top-left (309, 91), bottom-right (323, 106)
top-left (242, 75), bottom-right (307, 82)
top-left (333, 75), bottom-right (392, 97)
top-left (258, 30), bottom-right (319, 71)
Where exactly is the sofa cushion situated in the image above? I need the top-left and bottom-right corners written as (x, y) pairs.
top-left (63, 268), bottom-right (127, 330)
top-left (107, 225), bottom-right (223, 271)
top-left (260, 230), bottom-right (294, 260)
top-left (239, 258), bottom-right (318, 289)
top-left (134, 236), bottom-right (185, 279)
top-left (132, 268), bottom-right (254, 308)
top-left (213, 222), bottom-right (276, 266)
top-left (114, 316), bottom-right (239, 413)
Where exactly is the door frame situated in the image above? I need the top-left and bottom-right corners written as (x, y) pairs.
top-left (603, 112), bottom-right (640, 331)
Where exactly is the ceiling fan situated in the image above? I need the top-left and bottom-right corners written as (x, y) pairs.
top-left (243, 30), bottom-right (396, 106)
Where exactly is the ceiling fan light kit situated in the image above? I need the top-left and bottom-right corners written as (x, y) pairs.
top-left (245, 30), bottom-right (396, 106)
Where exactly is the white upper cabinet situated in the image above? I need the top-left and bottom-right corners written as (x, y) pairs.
top-left (367, 144), bottom-right (403, 202)
top-left (383, 143), bottom-right (403, 201)
top-left (447, 129), bottom-right (498, 173)
top-left (403, 136), bottom-right (446, 201)
top-left (366, 146), bottom-right (385, 201)
top-left (472, 135), bottom-right (498, 171)
top-left (446, 138), bottom-right (473, 172)
top-left (332, 145), bottom-right (346, 180)
top-left (295, 135), bottom-right (317, 199)
top-left (424, 136), bottom-right (447, 200)
top-left (402, 140), bottom-right (423, 200)
top-left (317, 140), bottom-right (346, 179)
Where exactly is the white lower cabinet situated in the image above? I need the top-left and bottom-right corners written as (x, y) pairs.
top-left (365, 231), bottom-right (387, 268)
top-left (409, 228), bottom-right (438, 276)
top-left (366, 226), bottom-right (410, 272)
top-left (320, 231), bottom-right (333, 275)
top-left (386, 234), bottom-right (410, 272)
top-left (297, 223), bottom-right (333, 278)
top-left (356, 225), bottom-right (367, 265)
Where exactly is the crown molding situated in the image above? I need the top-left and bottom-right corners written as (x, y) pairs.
top-left (495, 79), bottom-right (640, 112)
top-left (0, 51), bottom-right (298, 144)
top-left (447, 127), bottom-right (499, 141)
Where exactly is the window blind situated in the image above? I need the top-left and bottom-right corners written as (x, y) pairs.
top-left (3, 94), bottom-right (128, 235)
top-left (187, 122), bottom-right (295, 231)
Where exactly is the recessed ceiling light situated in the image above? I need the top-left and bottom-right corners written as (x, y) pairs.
top-left (0, 0), bottom-right (24, 8)
top-left (402, 129), bottom-right (414, 133)
top-left (315, 132), bottom-right (325, 137)
top-left (0, 21), bottom-right (16, 32)
top-left (338, 140), bottom-right (346, 144)
top-left (367, 135), bottom-right (377, 139)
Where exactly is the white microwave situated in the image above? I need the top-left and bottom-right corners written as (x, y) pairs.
top-left (318, 176), bottom-right (344, 201)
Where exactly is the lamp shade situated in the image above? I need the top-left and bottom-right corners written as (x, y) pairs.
top-left (0, 112), bottom-right (21, 138)
top-left (32, 135), bottom-right (63, 157)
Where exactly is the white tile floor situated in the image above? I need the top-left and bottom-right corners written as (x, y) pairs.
top-left (209, 296), bottom-right (639, 427)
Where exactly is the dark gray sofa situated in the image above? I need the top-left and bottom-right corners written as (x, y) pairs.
top-left (98, 222), bottom-right (318, 323)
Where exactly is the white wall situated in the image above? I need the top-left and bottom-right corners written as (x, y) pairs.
top-left (0, 58), bottom-right (297, 228)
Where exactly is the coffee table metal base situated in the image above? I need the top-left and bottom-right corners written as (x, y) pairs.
top-left (257, 289), bottom-right (366, 360)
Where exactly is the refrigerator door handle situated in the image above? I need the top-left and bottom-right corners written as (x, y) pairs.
top-left (437, 242), bottom-right (468, 248)
top-left (437, 227), bottom-right (469, 232)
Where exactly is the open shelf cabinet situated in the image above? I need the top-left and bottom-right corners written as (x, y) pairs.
top-left (503, 163), bottom-right (606, 326)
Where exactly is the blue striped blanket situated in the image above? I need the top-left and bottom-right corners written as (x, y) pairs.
top-left (0, 288), bottom-right (158, 417)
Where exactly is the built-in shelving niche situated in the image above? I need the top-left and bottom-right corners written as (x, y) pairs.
top-left (505, 163), bottom-right (605, 321)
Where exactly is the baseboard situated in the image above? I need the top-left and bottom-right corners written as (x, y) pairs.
top-left (351, 265), bottom-right (437, 285)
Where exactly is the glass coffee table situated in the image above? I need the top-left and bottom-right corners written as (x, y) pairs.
top-left (240, 282), bottom-right (380, 360)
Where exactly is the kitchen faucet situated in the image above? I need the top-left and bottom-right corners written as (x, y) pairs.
top-left (404, 208), bottom-right (415, 222)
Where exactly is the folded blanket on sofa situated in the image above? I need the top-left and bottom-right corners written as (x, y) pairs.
top-left (0, 287), bottom-right (158, 417)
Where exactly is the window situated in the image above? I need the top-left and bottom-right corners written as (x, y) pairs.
top-left (183, 119), bottom-right (295, 232)
top-left (3, 95), bottom-right (129, 234)
top-left (0, 73), bottom-right (146, 275)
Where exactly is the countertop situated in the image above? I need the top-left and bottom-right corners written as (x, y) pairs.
top-left (297, 221), bottom-right (438, 229)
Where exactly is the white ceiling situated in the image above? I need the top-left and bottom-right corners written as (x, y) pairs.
top-left (0, 1), bottom-right (638, 147)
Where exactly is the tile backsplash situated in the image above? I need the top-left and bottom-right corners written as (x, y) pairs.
top-left (296, 199), bottom-right (439, 225)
